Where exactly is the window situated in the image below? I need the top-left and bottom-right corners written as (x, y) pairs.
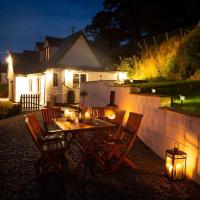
top-left (37, 78), bottom-right (40, 92)
top-left (73, 74), bottom-right (79, 88)
top-left (29, 79), bottom-right (32, 92)
top-left (53, 73), bottom-right (58, 87)
top-left (45, 47), bottom-right (50, 61)
top-left (80, 74), bottom-right (86, 83)
top-left (73, 74), bottom-right (87, 88)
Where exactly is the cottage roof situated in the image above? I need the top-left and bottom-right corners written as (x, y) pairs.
top-left (11, 51), bottom-right (43, 74)
top-left (46, 31), bottom-right (115, 70)
top-left (35, 42), bottom-right (44, 51)
top-left (47, 31), bottom-right (84, 66)
top-left (45, 36), bottom-right (64, 47)
top-left (11, 31), bottom-right (116, 75)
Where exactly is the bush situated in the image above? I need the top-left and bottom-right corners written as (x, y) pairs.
top-left (176, 22), bottom-right (200, 79)
top-left (190, 70), bottom-right (200, 80)
top-left (117, 37), bottom-right (181, 80)
top-left (0, 101), bottom-right (21, 119)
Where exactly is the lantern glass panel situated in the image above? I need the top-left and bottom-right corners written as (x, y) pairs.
top-left (165, 149), bottom-right (186, 181)
top-left (166, 155), bottom-right (173, 178)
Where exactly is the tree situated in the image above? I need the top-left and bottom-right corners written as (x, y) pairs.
top-left (86, 0), bottom-right (200, 56)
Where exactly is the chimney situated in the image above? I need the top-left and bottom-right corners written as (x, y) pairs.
top-left (106, 91), bottom-right (118, 107)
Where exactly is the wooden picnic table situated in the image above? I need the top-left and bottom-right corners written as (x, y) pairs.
top-left (52, 118), bottom-right (117, 173)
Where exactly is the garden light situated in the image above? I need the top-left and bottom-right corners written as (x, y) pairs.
top-left (179, 95), bottom-right (185, 104)
top-left (152, 88), bottom-right (156, 93)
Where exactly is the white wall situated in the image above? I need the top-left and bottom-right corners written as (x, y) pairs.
top-left (45, 69), bottom-right (120, 104)
top-left (87, 72), bottom-right (118, 81)
top-left (45, 69), bottom-right (63, 104)
top-left (59, 36), bottom-right (101, 67)
top-left (15, 76), bottom-right (29, 102)
top-left (15, 74), bottom-right (45, 105)
top-left (81, 81), bottom-right (200, 184)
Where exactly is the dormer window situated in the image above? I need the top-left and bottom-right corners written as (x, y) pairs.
top-left (45, 47), bottom-right (50, 61)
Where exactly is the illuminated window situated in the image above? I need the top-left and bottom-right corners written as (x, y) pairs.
top-left (73, 74), bottom-right (87, 88)
top-left (53, 73), bottom-right (58, 87)
top-left (37, 78), bottom-right (40, 92)
top-left (29, 79), bottom-right (32, 92)
top-left (73, 74), bottom-right (79, 88)
top-left (80, 74), bottom-right (86, 83)
top-left (45, 47), bottom-right (50, 61)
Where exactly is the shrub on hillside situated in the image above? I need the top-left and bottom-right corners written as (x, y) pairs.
top-left (176, 22), bottom-right (200, 80)
top-left (190, 70), bottom-right (200, 80)
top-left (117, 37), bottom-right (181, 80)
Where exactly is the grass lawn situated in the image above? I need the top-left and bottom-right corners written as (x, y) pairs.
top-left (130, 80), bottom-right (200, 113)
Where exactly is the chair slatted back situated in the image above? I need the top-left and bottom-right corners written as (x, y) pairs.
top-left (124, 112), bottom-right (143, 152)
top-left (25, 113), bottom-right (43, 150)
top-left (108, 110), bottom-right (126, 140)
top-left (41, 107), bottom-right (62, 125)
top-left (91, 107), bottom-right (105, 119)
top-left (112, 110), bottom-right (126, 126)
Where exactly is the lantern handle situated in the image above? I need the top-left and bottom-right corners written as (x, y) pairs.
top-left (174, 142), bottom-right (179, 152)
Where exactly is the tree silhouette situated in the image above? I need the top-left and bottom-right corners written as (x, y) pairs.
top-left (86, 0), bottom-right (200, 57)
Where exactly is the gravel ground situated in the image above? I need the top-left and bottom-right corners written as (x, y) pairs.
top-left (0, 112), bottom-right (200, 200)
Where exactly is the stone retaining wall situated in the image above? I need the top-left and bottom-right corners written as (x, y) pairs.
top-left (81, 81), bottom-right (200, 184)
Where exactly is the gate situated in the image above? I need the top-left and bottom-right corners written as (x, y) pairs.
top-left (20, 94), bottom-right (40, 111)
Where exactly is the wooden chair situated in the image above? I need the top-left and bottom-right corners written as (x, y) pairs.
top-left (41, 107), bottom-right (62, 135)
top-left (25, 113), bottom-right (68, 175)
top-left (105, 109), bottom-right (126, 140)
top-left (91, 107), bottom-right (105, 119)
top-left (102, 112), bottom-right (143, 172)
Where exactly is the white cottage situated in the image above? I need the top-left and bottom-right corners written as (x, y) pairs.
top-left (12, 31), bottom-right (125, 106)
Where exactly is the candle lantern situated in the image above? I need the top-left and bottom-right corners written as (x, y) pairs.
top-left (165, 145), bottom-right (187, 181)
top-left (84, 111), bottom-right (91, 121)
top-left (64, 109), bottom-right (71, 119)
top-left (108, 114), bottom-right (115, 120)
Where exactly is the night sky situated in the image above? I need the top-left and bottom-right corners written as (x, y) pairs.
top-left (0, 0), bottom-right (103, 54)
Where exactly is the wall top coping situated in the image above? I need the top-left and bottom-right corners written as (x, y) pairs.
top-left (84, 80), bottom-right (115, 84)
top-left (159, 107), bottom-right (200, 119)
top-left (109, 86), bottom-right (172, 98)
top-left (130, 93), bottom-right (171, 98)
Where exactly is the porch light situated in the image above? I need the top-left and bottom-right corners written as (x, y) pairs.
top-left (152, 88), bottom-right (156, 93)
top-left (64, 70), bottom-right (73, 82)
top-left (165, 143), bottom-right (187, 181)
top-left (118, 72), bottom-right (127, 81)
top-left (6, 54), bottom-right (12, 63)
